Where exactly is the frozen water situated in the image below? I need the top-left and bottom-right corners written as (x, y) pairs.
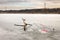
top-left (0, 14), bottom-right (60, 40)
top-left (0, 26), bottom-right (60, 40)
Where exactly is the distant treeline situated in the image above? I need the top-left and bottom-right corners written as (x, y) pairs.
top-left (0, 8), bottom-right (60, 14)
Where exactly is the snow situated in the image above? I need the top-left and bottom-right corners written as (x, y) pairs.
top-left (0, 14), bottom-right (60, 40)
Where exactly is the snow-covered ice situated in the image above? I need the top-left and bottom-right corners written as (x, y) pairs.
top-left (0, 14), bottom-right (60, 40)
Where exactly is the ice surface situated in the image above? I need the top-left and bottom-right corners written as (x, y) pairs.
top-left (0, 23), bottom-right (60, 40)
top-left (0, 14), bottom-right (60, 40)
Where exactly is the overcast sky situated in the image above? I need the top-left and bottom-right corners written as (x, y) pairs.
top-left (0, 0), bottom-right (60, 10)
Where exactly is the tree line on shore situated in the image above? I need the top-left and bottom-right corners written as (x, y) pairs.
top-left (0, 8), bottom-right (60, 13)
